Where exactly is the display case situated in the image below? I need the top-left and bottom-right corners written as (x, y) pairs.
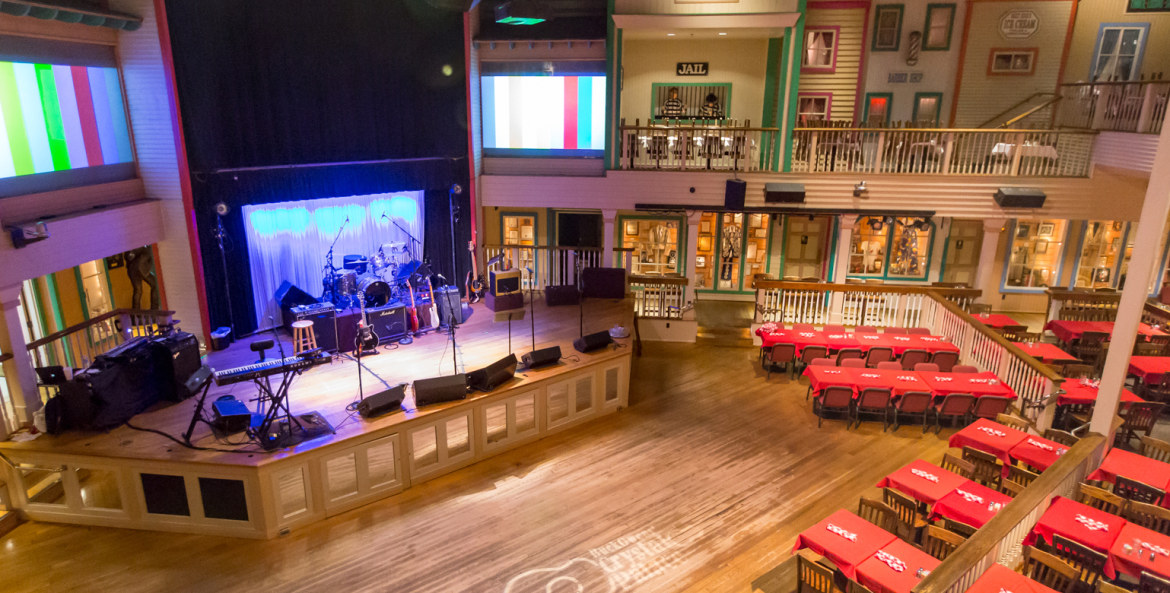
top-left (620, 216), bottom-right (682, 277)
top-left (1073, 221), bottom-right (1129, 289)
top-left (847, 216), bottom-right (932, 281)
top-left (694, 212), bottom-right (717, 289)
top-left (742, 213), bottom-right (770, 284)
top-left (501, 214), bottom-right (536, 272)
top-left (1004, 219), bottom-right (1067, 290)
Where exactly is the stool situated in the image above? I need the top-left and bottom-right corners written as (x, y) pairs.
top-left (291, 320), bottom-right (318, 355)
top-left (250, 339), bottom-right (274, 362)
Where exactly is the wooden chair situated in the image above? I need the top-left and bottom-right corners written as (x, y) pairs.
top-left (940, 453), bottom-right (975, 480)
top-left (884, 327), bottom-right (908, 335)
top-left (920, 525), bottom-right (966, 560)
top-left (1122, 500), bottom-right (1170, 535)
top-left (1050, 533), bottom-right (1109, 593)
top-left (1115, 475), bottom-right (1167, 505)
top-left (1118, 402), bottom-right (1167, 447)
top-left (766, 343), bottom-right (797, 379)
top-left (842, 359), bottom-right (867, 368)
top-left (1134, 342), bottom-right (1164, 357)
top-left (900, 349), bottom-right (931, 371)
top-left (996, 413), bottom-right (1031, 432)
top-left (836, 348), bottom-right (864, 365)
top-left (855, 326), bottom-right (878, 333)
top-left (1062, 364), bottom-right (1095, 379)
top-left (796, 552), bottom-right (836, 593)
top-left (795, 345), bottom-right (829, 381)
top-left (962, 446), bottom-right (1003, 489)
top-left (1045, 429), bottom-right (1081, 447)
top-left (968, 396), bottom-right (1014, 423)
top-left (914, 362), bottom-right (941, 372)
top-left (952, 365), bottom-right (980, 374)
top-left (858, 497), bottom-right (899, 533)
top-left (907, 327), bottom-right (932, 335)
top-left (1077, 483), bottom-right (1125, 516)
top-left (1008, 464), bottom-right (1041, 487)
top-left (1140, 572), bottom-right (1170, 593)
top-left (1142, 374), bottom-right (1170, 403)
top-left (941, 517), bottom-right (977, 538)
top-left (1002, 325), bottom-right (1030, 342)
top-left (1072, 331), bottom-right (1109, 366)
top-left (813, 385), bottom-right (854, 428)
top-left (1020, 545), bottom-right (1081, 593)
top-left (929, 351), bottom-right (958, 372)
top-left (845, 578), bottom-right (875, 593)
top-left (1016, 332), bottom-right (1043, 343)
top-left (1099, 579), bottom-right (1131, 593)
top-left (854, 387), bottom-right (893, 430)
top-left (1141, 436), bottom-right (1170, 464)
top-left (883, 487), bottom-right (928, 542)
top-left (932, 393), bottom-right (975, 433)
top-left (890, 391), bottom-right (933, 433)
top-left (1001, 479), bottom-right (1025, 497)
top-left (969, 304), bottom-right (992, 315)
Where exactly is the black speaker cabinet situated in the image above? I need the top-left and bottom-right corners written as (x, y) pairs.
top-left (994, 187), bottom-right (1047, 209)
top-left (545, 284), bottom-right (580, 306)
top-left (486, 291), bottom-right (524, 312)
top-left (275, 280), bottom-right (318, 309)
top-left (357, 384), bottom-right (406, 418)
top-left (522, 346), bottom-right (562, 369)
top-left (151, 331), bottom-right (201, 401)
top-left (467, 354), bottom-right (518, 392)
top-left (573, 331), bottom-right (613, 353)
top-left (764, 182), bottom-right (805, 203)
top-left (725, 179), bottom-right (747, 210)
top-left (413, 374), bottom-right (468, 407)
top-left (366, 302), bottom-right (408, 342)
top-left (582, 267), bottom-right (626, 299)
top-left (285, 303), bottom-right (338, 352)
top-left (435, 286), bottom-right (465, 325)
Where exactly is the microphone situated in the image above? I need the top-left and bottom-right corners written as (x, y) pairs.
top-left (381, 212), bottom-right (389, 220)
top-left (436, 273), bottom-right (447, 281)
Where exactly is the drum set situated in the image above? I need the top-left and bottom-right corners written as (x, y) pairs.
top-left (322, 241), bottom-right (422, 310)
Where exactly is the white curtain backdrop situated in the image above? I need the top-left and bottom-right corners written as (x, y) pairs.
top-left (243, 191), bottom-right (425, 328)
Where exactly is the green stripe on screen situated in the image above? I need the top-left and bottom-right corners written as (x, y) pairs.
top-left (0, 62), bottom-right (33, 175)
top-left (35, 63), bottom-right (70, 170)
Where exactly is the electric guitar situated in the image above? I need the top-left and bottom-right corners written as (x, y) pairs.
top-left (427, 276), bottom-right (441, 329)
top-left (465, 241), bottom-right (486, 304)
top-left (355, 289), bottom-right (379, 352)
top-left (406, 278), bottom-right (420, 334)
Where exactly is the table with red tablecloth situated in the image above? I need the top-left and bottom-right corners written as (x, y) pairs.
top-left (1008, 436), bottom-right (1069, 472)
top-left (975, 314), bottom-right (1021, 329)
top-left (876, 459), bottom-right (968, 504)
top-left (1109, 522), bottom-right (1170, 580)
top-left (852, 369), bottom-right (932, 398)
top-left (854, 333), bottom-right (959, 356)
top-left (792, 509), bottom-right (899, 579)
top-left (823, 332), bottom-right (862, 351)
top-left (759, 329), bottom-right (829, 351)
top-left (1045, 320), bottom-right (1168, 344)
top-left (1024, 496), bottom-right (1126, 577)
top-left (964, 562), bottom-right (1062, 593)
top-left (1128, 356), bottom-right (1170, 384)
top-left (855, 539), bottom-right (940, 593)
top-left (1087, 448), bottom-right (1170, 506)
top-left (929, 479), bottom-right (1012, 528)
top-left (805, 367), bottom-right (860, 395)
top-left (1057, 378), bottom-right (1144, 406)
top-left (920, 372), bottom-right (1017, 399)
top-left (1014, 342), bottom-right (1079, 365)
top-left (948, 419), bottom-right (1029, 464)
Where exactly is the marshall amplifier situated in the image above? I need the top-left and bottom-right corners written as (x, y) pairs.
top-left (367, 301), bottom-right (409, 342)
top-left (285, 302), bottom-right (338, 352)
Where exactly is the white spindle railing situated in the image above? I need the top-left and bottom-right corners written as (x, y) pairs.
top-left (629, 276), bottom-right (688, 319)
top-left (755, 283), bottom-right (977, 329)
top-left (1057, 80), bottom-right (1170, 135)
top-left (26, 309), bottom-right (174, 371)
top-left (482, 245), bottom-right (609, 292)
top-left (619, 123), bottom-right (778, 171)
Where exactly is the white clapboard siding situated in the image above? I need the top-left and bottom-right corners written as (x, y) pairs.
top-left (799, 6), bottom-right (866, 123)
top-left (1092, 132), bottom-right (1160, 174)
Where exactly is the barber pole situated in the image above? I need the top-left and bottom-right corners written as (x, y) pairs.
top-left (906, 31), bottom-right (921, 67)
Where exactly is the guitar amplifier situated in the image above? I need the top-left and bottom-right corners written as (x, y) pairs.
top-left (490, 268), bottom-right (522, 295)
top-left (366, 301), bottom-right (409, 342)
top-left (285, 303), bottom-right (338, 352)
top-left (150, 331), bottom-right (201, 401)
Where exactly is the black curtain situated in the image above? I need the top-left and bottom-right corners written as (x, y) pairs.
top-left (165, 0), bottom-right (471, 335)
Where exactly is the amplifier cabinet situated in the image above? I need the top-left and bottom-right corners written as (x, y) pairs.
top-left (367, 302), bottom-right (409, 342)
top-left (490, 268), bottom-right (522, 296)
top-left (286, 303), bottom-right (338, 353)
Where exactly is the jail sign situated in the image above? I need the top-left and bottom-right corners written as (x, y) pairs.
top-left (676, 62), bottom-right (709, 76)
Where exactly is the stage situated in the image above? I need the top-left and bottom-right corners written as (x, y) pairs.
top-left (0, 296), bottom-right (633, 538)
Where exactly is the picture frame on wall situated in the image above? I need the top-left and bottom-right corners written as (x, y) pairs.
top-left (1034, 239), bottom-right (1048, 254)
top-left (701, 220), bottom-right (712, 234)
top-left (696, 256), bottom-right (706, 267)
top-left (1016, 223), bottom-right (1031, 238)
top-left (1037, 222), bottom-right (1055, 237)
top-left (625, 221), bottom-right (638, 235)
top-left (521, 227), bottom-right (534, 240)
top-left (1094, 267), bottom-right (1112, 283)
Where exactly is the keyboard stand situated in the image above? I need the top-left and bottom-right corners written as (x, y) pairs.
top-left (250, 366), bottom-right (307, 450)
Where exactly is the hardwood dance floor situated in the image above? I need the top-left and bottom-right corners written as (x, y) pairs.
top-left (0, 324), bottom-right (952, 592)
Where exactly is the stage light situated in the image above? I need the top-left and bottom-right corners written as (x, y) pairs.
top-left (248, 207), bottom-right (311, 236)
top-left (214, 202), bottom-right (230, 216)
top-left (441, 64), bottom-right (453, 77)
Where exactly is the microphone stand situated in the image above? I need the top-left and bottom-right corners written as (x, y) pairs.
top-left (323, 217), bottom-right (349, 306)
top-left (213, 216), bottom-right (234, 337)
top-left (576, 252), bottom-right (584, 338)
top-left (392, 219), bottom-right (422, 262)
top-left (528, 267), bottom-right (536, 352)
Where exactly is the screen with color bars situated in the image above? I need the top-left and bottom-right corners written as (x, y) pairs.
top-left (0, 61), bottom-right (132, 179)
top-left (481, 75), bottom-right (605, 153)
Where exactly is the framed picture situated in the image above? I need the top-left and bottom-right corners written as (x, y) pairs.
top-left (507, 230), bottom-right (519, 242)
top-left (695, 256), bottom-right (706, 267)
top-left (1037, 222), bottom-right (1055, 237)
top-left (701, 220), bottom-right (712, 234)
top-left (1110, 237), bottom-right (1121, 251)
top-left (1112, 221), bottom-right (1124, 231)
top-left (1094, 267), bottom-right (1112, 283)
top-left (698, 235), bottom-right (713, 252)
top-left (1016, 223), bottom-right (1031, 238)
top-left (624, 221), bottom-right (638, 235)
top-left (521, 227), bottom-right (534, 240)
top-left (755, 228), bottom-right (768, 238)
top-left (746, 243), bottom-right (758, 260)
top-left (1034, 239), bottom-right (1048, 254)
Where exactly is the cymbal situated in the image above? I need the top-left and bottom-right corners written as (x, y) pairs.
top-left (382, 242), bottom-right (406, 250)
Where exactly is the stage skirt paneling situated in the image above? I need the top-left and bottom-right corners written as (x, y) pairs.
top-left (242, 191), bottom-right (425, 328)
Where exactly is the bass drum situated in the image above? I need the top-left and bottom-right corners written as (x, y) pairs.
top-left (357, 275), bottom-right (391, 308)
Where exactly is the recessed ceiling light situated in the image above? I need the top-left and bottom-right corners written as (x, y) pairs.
top-left (718, 32), bottom-right (727, 35)
top-left (667, 33), bottom-right (675, 36)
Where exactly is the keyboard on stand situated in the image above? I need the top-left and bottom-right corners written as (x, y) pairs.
top-left (212, 350), bottom-right (329, 386)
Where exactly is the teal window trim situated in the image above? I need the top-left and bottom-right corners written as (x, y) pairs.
top-left (872, 4), bottom-right (904, 52)
top-left (845, 216), bottom-right (935, 282)
top-left (1067, 221), bottom-right (1132, 290)
top-left (912, 92), bottom-right (943, 126)
top-left (863, 92), bottom-right (893, 127)
top-left (1127, 0), bottom-right (1170, 13)
top-left (1114, 223), bottom-right (1133, 287)
top-left (826, 216), bottom-right (840, 281)
top-left (999, 220), bottom-right (1071, 294)
top-left (1151, 231), bottom-right (1170, 297)
top-left (616, 213), bottom-right (688, 276)
top-left (764, 214), bottom-right (777, 279)
top-left (777, 214), bottom-right (788, 277)
top-left (648, 82), bottom-right (733, 121)
top-left (499, 211), bottom-right (541, 280)
top-left (783, 14), bottom-right (806, 172)
top-left (73, 267), bottom-right (90, 321)
top-left (923, 4), bottom-right (956, 51)
top-left (937, 227), bottom-right (952, 282)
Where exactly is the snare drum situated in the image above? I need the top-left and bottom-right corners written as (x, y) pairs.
top-left (334, 271), bottom-right (358, 296)
top-left (357, 275), bottom-right (391, 308)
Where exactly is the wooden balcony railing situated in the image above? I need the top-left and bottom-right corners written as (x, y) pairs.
top-left (791, 127), bottom-right (1096, 177)
top-left (1045, 289), bottom-right (1120, 322)
top-left (482, 244), bottom-right (627, 292)
top-left (25, 309), bottom-right (175, 371)
top-left (618, 122), bottom-right (780, 172)
top-left (1057, 80), bottom-right (1169, 135)
top-left (628, 275), bottom-right (688, 319)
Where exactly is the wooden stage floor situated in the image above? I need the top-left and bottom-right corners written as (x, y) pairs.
top-left (1, 297), bottom-right (633, 466)
top-left (0, 304), bottom-right (953, 593)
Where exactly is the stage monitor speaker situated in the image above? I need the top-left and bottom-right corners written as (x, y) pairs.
top-left (725, 179), bottom-right (747, 211)
top-left (994, 187), bottom-right (1047, 209)
top-left (764, 182), bottom-right (805, 204)
top-left (573, 331), bottom-right (613, 353)
top-left (435, 285), bottom-right (465, 325)
top-left (490, 269), bottom-right (522, 295)
top-left (275, 281), bottom-right (318, 309)
top-left (413, 374), bottom-right (468, 407)
top-left (467, 354), bottom-right (518, 392)
top-left (522, 346), bottom-right (562, 369)
top-left (357, 384), bottom-right (406, 418)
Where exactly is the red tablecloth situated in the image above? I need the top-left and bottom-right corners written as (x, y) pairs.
top-left (1024, 496), bottom-right (1126, 577)
top-left (855, 539), bottom-right (940, 593)
top-left (854, 333), bottom-right (959, 355)
top-left (824, 332), bottom-right (862, 351)
top-left (930, 479), bottom-right (1012, 528)
top-left (920, 372), bottom-right (1017, 399)
top-left (948, 419), bottom-right (1029, 464)
top-left (1128, 356), bottom-right (1170, 383)
top-left (852, 369), bottom-right (931, 397)
top-left (975, 314), bottom-right (1020, 329)
top-left (792, 509), bottom-right (899, 579)
top-left (1045, 320), bottom-right (1168, 344)
top-left (805, 366), bottom-right (859, 394)
top-left (1009, 436), bottom-right (1069, 472)
top-left (1014, 342), bottom-right (1079, 364)
top-left (1087, 448), bottom-right (1170, 506)
top-left (1057, 378), bottom-right (1143, 406)
top-left (965, 563), bottom-right (1062, 593)
top-left (1110, 522), bottom-right (1170, 580)
top-left (760, 329), bottom-right (828, 351)
top-left (876, 459), bottom-right (968, 504)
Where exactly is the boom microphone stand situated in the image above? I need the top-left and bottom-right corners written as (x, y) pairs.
top-left (212, 204), bottom-right (234, 336)
top-left (576, 252), bottom-right (585, 338)
top-left (446, 184), bottom-right (463, 374)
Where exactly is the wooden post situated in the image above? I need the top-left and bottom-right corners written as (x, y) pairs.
top-left (1008, 132), bottom-right (1024, 176)
top-left (1091, 85), bottom-right (1112, 130)
top-left (0, 286), bottom-right (40, 427)
top-left (941, 132), bottom-right (954, 175)
top-left (1138, 83), bottom-right (1157, 134)
top-left (808, 131), bottom-right (819, 172)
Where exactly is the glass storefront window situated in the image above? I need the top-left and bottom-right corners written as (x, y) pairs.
top-left (743, 213), bottom-right (770, 284)
top-left (1074, 221), bottom-right (1128, 289)
top-left (695, 212), bottom-right (718, 290)
top-left (621, 217), bottom-right (682, 276)
top-left (717, 213), bottom-right (744, 291)
top-left (848, 216), bottom-right (932, 281)
top-left (1004, 219), bottom-right (1067, 289)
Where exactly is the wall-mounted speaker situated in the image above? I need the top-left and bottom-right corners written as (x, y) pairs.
top-left (357, 384), bottom-right (406, 418)
top-left (724, 179), bottom-right (747, 210)
top-left (994, 187), bottom-right (1046, 209)
top-left (467, 354), bottom-right (518, 392)
top-left (764, 182), bottom-right (805, 203)
top-left (522, 346), bottom-right (561, 369)
top-left (573, 331), bottom-right (613, 353)
top-left (413, 374), bottom-right (468, 407)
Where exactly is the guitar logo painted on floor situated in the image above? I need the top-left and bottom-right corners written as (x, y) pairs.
top-left (504, 529), bottom-right (680, 592)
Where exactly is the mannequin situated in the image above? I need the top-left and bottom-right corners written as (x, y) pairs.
top-left (125, 246), bottom-right (160, 310)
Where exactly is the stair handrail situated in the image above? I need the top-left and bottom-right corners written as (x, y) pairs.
top-left (976, 92), bottom-right (1060, 129)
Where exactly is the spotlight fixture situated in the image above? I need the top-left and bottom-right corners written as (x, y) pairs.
top-left (214, 202), bottom-right (230, 216)
top-left (853, 180), bottom-right (867, 197)
top-left (869, 217), bottom-right (885, 231)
